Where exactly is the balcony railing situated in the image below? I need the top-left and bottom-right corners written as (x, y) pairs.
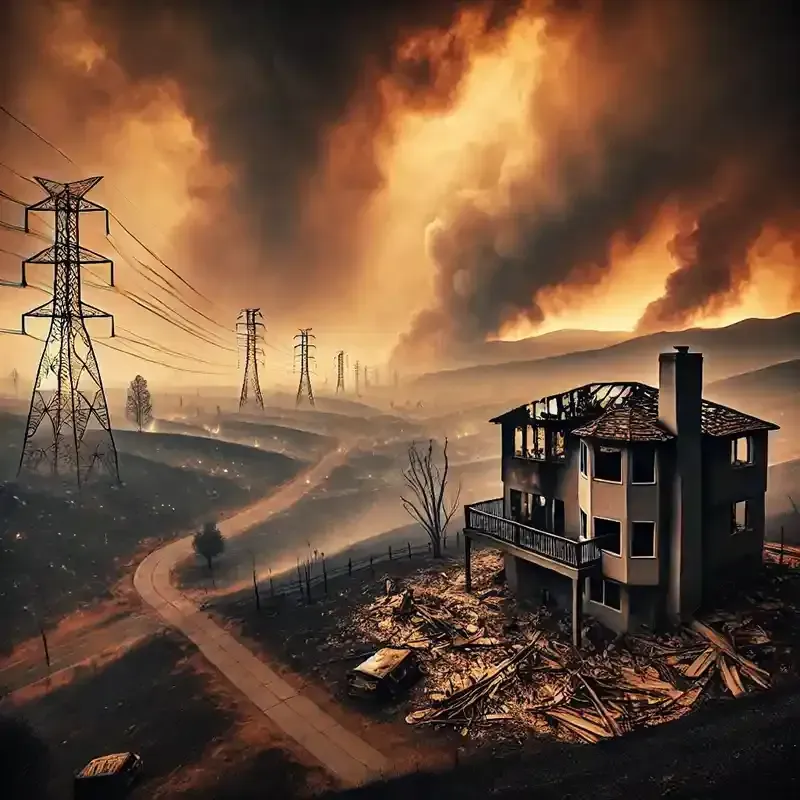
top-left (464, 498), bottom-right (604, 570)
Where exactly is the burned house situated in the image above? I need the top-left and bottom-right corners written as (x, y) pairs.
top-left (463, 346), bottom-right (780, 644)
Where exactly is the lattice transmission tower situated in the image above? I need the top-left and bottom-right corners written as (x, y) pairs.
top-left (236, 308), bottom-right (265, 411)
top-left (16, 176), bottom-right (119, 486)
top-left (354, 360), bottom-right (360, 396)
top-left (294, 328), bottom-right (316, 408)
top-left (335, 350), bottom-right (345, 394)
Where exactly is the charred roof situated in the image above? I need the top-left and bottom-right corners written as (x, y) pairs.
top-left (490, 381), bottom-right (779, 439)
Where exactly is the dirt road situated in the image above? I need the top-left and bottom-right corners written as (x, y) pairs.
top-left (134, 441), bottom-right (389, 787)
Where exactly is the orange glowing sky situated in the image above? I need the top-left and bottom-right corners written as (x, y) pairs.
top-left (0, 0), bottom-right (797, 388)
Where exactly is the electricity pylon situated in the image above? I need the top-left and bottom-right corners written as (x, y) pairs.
top-left (16, 176), bottom-right (119, 486)
top-left (294, 328), bottom-right (316, 408)
top-left (354, 360), bottom-right (360, 396)
top-left (236, 308), bottom-right (265, 411)
top-left (364, 365), bottom-right (370, 391)
top-left (335, 350), bottom-right (345, 394)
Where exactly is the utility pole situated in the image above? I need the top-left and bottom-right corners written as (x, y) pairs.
top-left (335, 350), bottom-right (345, 394)
top-left (294, 328), bottom-right (316, 408)
top-left (15, 176), bottom-right (119, 486)
top-left (354, 360), bottom-right (360, 396)
top-left (364, 365), bottom-right (370, 392)
top-left (236, 308), bottom-right (265, 411)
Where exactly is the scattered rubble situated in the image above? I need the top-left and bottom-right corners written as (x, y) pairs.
top-left (342, 552), bottom-right (799, 744)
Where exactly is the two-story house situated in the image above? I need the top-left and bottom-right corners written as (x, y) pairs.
top-left (462, 346), bottom-right (779, 645)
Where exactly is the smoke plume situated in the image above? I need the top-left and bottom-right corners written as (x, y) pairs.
top-left (1, 0), bottom-right (798, 378)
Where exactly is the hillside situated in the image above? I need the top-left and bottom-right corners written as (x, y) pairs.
top-left (442, 329), bottom-right (631, 369)
top-left (707, 359), bottom-right (800, 398)
top-left (412, 313), bottom-right (800, 407)
top-left (767, 459), bottom-right (800, 542)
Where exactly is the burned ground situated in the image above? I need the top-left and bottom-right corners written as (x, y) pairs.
top-left (3, 631), bottom-right (332, 799)
top-left (0, 411), bottom-right (302, 654)
top-left (211, 547), bottom-right (800, 762)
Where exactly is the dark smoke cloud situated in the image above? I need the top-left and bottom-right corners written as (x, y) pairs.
top-left (395, 0), bottom-right (800, 360)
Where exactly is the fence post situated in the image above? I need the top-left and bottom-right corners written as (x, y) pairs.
top-left (456, 530), bottom-right (460, 549)
top-left (407, 541), bottom-right (412, 560)
top-left (323, 555), bottom-right (328, 595)
top-left (269, 571), bottom-right (275, 598)
top-left (348, 558), bottom-right (352, 576)
top-left (389, 545), bottom-right (393, 561)
top-left (427, 541), bottom-right (431, 554)
top-left (370, 555), bottom-right (374, 576)
top-left (297, 563), bottom-right (303, 599)
top-left (780, 526), bottom-right (785, 565)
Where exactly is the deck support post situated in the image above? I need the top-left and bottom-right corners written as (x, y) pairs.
top-left (571, 576), bottom-right (583, 648)
top-left (464, 534), bottom-right (472, 592)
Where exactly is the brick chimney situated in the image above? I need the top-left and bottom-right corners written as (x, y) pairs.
top-left (658, 346), bottom-right (703, 621)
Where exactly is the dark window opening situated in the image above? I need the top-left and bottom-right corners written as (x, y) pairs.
top-left (552, 499), bottom-right (565, 536)
top-left (580, 509), bottom-right (588, 539)
top-left (631, 447), bottom-right (656, 484)
top-left (594, 517), bottom-right (621, 556)
top-left (594, 447), bottom-right (622, 482)
top-left (732, 500), bottom-right (749, 533)
top-left (631, 521), bottom-right (656, 557)
top-left (588, 576), bottom-right (621, 610)
top-left (731, 436), bottom-right (753, 466)
top-left (579, 441), bottom-right (588, 476)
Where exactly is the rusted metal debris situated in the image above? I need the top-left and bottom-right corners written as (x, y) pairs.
top-left (343, 552), bottom-right (792, 744)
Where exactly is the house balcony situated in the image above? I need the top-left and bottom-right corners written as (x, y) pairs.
top-left (463, 498), bottom-right (605, 579)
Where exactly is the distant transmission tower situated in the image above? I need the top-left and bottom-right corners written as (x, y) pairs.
top-left (16, 176), bottom-right (119, 486)
top-left (236, 308), bottom-right (265, 411)
top-left (364, 365), bottom-right (370, 392)
top-left (354, 360), bottom-right (360, 396)
top-left (335, 350), bottom-right (345, 394)
top-left (294, 328), bottom-right (316, 407)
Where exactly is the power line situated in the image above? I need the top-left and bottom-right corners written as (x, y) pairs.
top-left (0, 105), bottom-right (78, 166)
top-left (95, 337), bottom-right (229, 376)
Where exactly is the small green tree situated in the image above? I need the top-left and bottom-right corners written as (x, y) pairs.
top-left (193, 521), bottom-right (225, 572)
top-left (125, 374), bottom-right (153, 432)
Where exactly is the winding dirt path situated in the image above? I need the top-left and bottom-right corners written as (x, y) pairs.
top-left (134, 442), bottom-right (389, 788)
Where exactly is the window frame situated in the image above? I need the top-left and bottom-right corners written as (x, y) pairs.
top-left (630, 520), bottom-right (657, 558)
top-left (731, 436), bottom-right (754, 467)
top-left (579, 440), bottom-right (589, 477)
top-left (630, 446), bottom-right (657, 485)
top-left (732, 500), bottom-right (750, 534)
top-left (588, 576), bottom-right (622, 612)
top-left (593, 516), bottom-right (622, 557)
top-left (579, 509), bottom-right (588, 540)
top-left (593, 446), bottom-right (623, 484)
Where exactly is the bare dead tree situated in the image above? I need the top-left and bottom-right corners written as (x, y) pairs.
top-left (125, 374), bottom-right (153, 432)
top-left (401, 438), bottom-right (461, 558)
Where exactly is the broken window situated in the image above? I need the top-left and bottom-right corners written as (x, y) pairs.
top-left (579, 441), bottom-right (589, 476)
top-left (514, 426), bottom-right (525, 457)
top-left (631, 521), bottom-right (656, 557)
top-left (550, 429), bottom-right (567, 460)
top-left (594, 517), bottom-right (621, 556)
top-left (526, 425), bottom-right (546, 460)
top-left (594, 447), bottom-right (622, 482)
top-left (630, 446), bottom-right (656, 484)
top-left (732, 500), bottom-right (749, 533)
top-left (579, 509), bottom-right (588, 539)
top-left (589, 576), bottom-right (622, 611)
top-left (731, 436), bottom-right (753, 466)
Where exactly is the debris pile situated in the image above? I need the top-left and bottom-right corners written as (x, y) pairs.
top-left (344, 552), bottom-right (792, 743)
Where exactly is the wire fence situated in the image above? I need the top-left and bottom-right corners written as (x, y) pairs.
top-left (238, 531), bottom-right (466, 609)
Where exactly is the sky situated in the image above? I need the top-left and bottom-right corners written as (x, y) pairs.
top-left (0, 0), bottom-right (798, 386)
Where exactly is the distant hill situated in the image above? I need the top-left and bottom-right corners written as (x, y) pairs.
top-left (412, 313), bottom-right (800, 408)
top-left (706, 359), bottom-right (800, 465)
top-left (707, 359), bottom-right (800, 398)
top-left (443, 329), bottom-right (631, 369)
top-left (767, 459), bottom-right (800, 542)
